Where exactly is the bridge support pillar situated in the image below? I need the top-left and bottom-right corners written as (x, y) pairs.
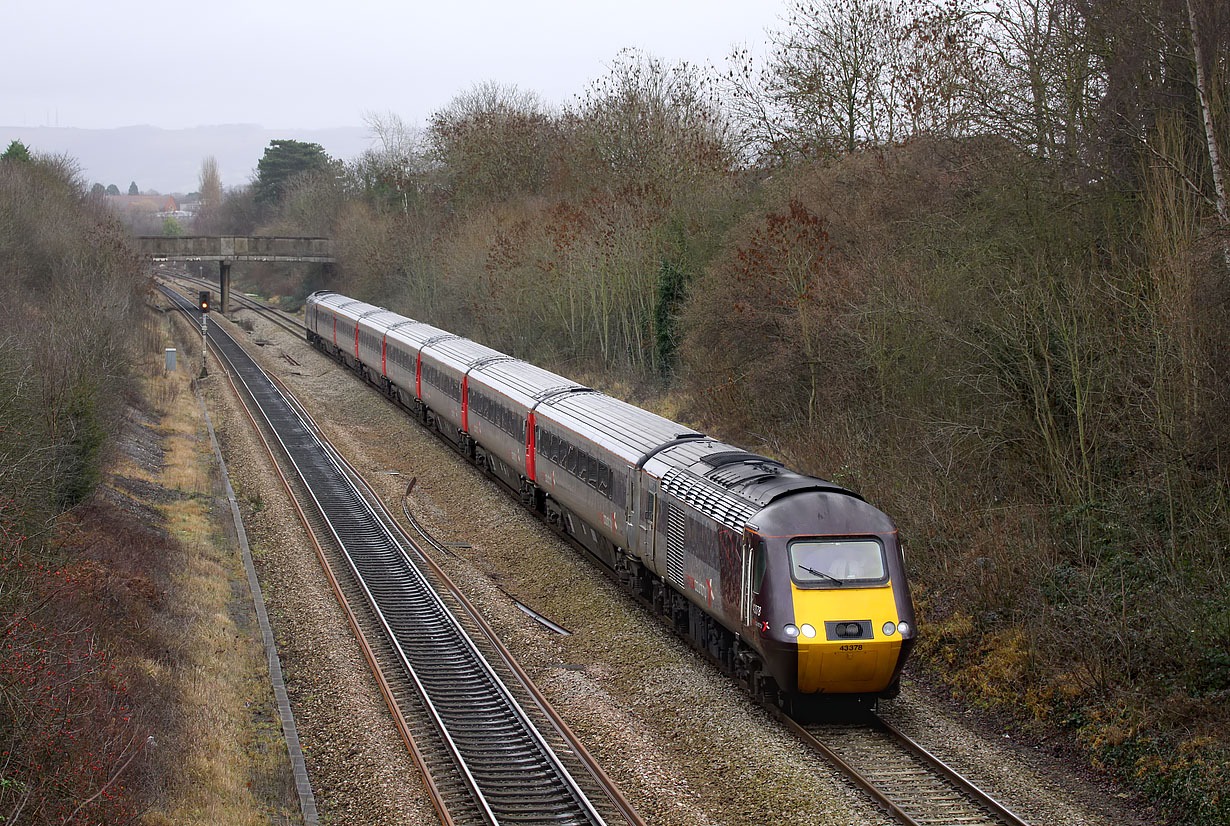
top-left (219, 261), bottom-right (232, 314)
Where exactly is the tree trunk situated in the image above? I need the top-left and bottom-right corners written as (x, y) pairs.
top-left (1186, 0), bottom-right (1230, 265)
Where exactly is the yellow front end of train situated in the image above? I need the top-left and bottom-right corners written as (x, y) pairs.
top-left (779, 536), bottom-right (912, 695)
top-left (790, 583), bottom-right (903, 693)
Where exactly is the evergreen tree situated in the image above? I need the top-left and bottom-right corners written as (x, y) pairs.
top-left (253, 139), bottom-right (331, 206)
top-left (128, 181), bottom-right (139, 195)
top-left (1, 140), bottom-right (32, 163)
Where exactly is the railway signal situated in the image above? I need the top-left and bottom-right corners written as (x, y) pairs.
top-left (199, 290), bottom-right (210, 312)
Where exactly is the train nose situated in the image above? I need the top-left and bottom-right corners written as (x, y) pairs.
top-left (790, 582), bottom-right (906, 694)
top-left (795, 624), bottom-right (902, 693)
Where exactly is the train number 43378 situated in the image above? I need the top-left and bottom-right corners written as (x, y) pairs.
top-left (839, 644), bottom-right (864, 652)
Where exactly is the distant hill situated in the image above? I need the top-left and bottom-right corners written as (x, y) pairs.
top-left (0, 124), bottom-right (372, 194)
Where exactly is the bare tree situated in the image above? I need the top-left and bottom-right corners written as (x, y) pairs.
top-left (966, 0), bottom-right (1104, 166)
top-left (891, 0), bottom-right (989, 138)
top-left (196, 156), bottom-right (221, 234)
top-left (727, 0), bottom-right (986, 163)
top-left (572, 49), bottom-right (734, 193)
top-left (767, 0), bottom-right (897, 156)
top-left (355, 111), bottom-right (431, 215)
top-left (1184, 0), bottom-right (1229, 263)
top-left (427, 82), bottom-right (559, 209)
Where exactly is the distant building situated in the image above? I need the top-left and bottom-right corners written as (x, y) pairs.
top-left (106, 194), bottom-right (179, 216)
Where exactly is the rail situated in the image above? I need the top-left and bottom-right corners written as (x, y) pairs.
top-left (160, 282), bottom-right (641, 826)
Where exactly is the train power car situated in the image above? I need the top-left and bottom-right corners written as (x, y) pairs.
top-left (304, 290), bottom-right (917, 711)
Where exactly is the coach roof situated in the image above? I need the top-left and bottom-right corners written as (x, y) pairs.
top-left (538, 391), bottom-right (702, 466)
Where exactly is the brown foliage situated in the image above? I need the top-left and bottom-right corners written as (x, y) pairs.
top-left (0, 151), bottom-right (163, 823)
top-left (683, 136), bottom-right (1229, 822)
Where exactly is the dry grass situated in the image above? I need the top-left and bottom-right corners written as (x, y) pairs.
top-left (133, 306), bottom-right (300, 826)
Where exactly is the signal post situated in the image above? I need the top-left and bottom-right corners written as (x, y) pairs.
top-left (198, 290), bottom-right (210, 377)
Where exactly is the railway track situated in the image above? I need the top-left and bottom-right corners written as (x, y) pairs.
top-left (162, 278), bottom-right (1034, 826)
top-left (159, 282), bottom-right (642, 826)
top-left (161, 267), bottom-right (306, 339)
top-left (775, 709), bottom-right (1031, 826)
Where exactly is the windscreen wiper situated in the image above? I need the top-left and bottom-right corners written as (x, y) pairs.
top-left (800, 564), bottom-right (842, 585)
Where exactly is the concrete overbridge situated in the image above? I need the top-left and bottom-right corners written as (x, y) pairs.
top-left (138, 235), bottom-right (334, 313)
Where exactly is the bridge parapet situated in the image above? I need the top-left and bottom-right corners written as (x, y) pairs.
top-left (138, 235), bottom-right (334, 263)
top-left (140, 235), bottom-right (334, 313)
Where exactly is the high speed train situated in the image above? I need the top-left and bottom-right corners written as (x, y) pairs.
top-left (305, 290), bottom-right (916, 711)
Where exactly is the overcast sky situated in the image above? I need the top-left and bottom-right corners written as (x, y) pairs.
top-left (6, 0), bottom-right (784, 131)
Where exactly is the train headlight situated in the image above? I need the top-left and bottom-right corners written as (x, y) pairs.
top-left (800, 623), bottom-right (817, 638)
top-left (882, 621), bottom-right (897, 636)
top-left (897, 621), bottom-right (913, 638)
top-left (784, 624), bottom-right (800, 638)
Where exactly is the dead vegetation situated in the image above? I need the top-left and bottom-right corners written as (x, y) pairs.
top-left (1, 145), bottom-right (299, 824)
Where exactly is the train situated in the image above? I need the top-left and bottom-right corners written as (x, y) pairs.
top-left (304, 289), bottom-right (916, 712)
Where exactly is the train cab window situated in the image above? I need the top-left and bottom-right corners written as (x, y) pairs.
top-left (788, 539), bottom-right (886, 586)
